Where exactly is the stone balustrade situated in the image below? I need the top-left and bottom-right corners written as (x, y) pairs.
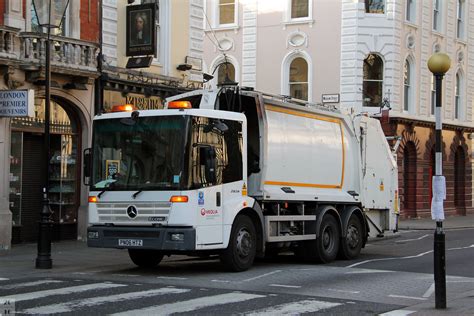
top-left (0, 26), bottom-right (99, 76)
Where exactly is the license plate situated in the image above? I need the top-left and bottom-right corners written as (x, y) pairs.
top-left (118, 239), bottom-right (143, 247)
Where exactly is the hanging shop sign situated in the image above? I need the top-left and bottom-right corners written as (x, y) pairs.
top-left (126, 3), bottom-right (156, 57)
top-left (104, 90), bottom-right (163, 112)
top-left (0, 90), bottom-right (34, 117)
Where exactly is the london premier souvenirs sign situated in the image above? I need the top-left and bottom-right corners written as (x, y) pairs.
top-left (0, 90), bottom-right (34, 117)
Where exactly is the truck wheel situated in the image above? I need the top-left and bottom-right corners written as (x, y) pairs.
top-left (315, 214), bottom-right (340, 263)
top-left (220, 215), bottom-right (256, 272)
top-left (339, 214), bottom-right (363, 260)
top-left (128, 249), bottom-right (164, 268)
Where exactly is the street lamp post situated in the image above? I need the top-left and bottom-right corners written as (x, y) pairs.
top-left (33, 0), bottom-right (70, 269)
top-left (427, 52), bottom-right (451, 309)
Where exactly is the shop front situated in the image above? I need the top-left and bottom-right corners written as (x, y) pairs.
top-left (9, 97), bottom-right (82, 243)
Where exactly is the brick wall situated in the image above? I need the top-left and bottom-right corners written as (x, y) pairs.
top-left (80, 0), bottom-right (99, 42)
top-left (394, 122), bottom-right (473, 218)
top-left (0, 0), bottom-right (5, 25)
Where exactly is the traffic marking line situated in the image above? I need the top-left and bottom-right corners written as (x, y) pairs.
top-left (245, 299), bottom-right (341, 316)
top-left (22, 288), bottom-right (189, 314)
top-left (111, 292), bottom-right (265, 315)
top-left (0, 283), bottom-right (126, 302)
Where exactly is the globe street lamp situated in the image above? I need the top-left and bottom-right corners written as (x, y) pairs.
top-left (32, 0), bottom-right (70, 269)
top-left (427, 52), bottom-right (451, 309)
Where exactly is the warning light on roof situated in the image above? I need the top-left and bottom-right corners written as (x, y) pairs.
top-left (168, 101), bottom-right (192, 109)
top-left (111, 104), bottom-right (136, 112)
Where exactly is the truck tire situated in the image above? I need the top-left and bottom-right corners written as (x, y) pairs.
top-left (220, 215), bottom-right (256, 272)
top-left (339, 213), bottom-right (363, 260)
top-left (128, 249), bottom-right (164, 268)
top-left (315, 214), bottom-right (340, 263)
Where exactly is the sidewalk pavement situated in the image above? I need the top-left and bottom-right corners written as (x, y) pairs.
top-left (397, 213), bottom-right (474, 230)
top-left (384, 213), bottom-right (474, 315)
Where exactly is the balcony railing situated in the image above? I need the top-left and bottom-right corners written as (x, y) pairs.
top-left (0, 26), bottom-right (99, 76)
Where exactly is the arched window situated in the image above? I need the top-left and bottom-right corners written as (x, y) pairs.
top-left (289, 57), bottom-right (308, 101)
top-left (455, 71), bottom-right (462, 119)
top-left (217, 62), bottom-right (236, 85)
top-left (403, 58), bottom-right (413, 112)
top-left (363, 54), bottom-right (384, 107)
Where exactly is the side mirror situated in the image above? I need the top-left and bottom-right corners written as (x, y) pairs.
top-left (200, 146), bottom-right (216, 184)
top-left (83, 148), bottom-right (92, 186)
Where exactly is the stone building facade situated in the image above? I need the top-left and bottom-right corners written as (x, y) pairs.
top-left (0, 0), bottom-right (205, 250)
top-left (202, 0), bottom-right (474, 218)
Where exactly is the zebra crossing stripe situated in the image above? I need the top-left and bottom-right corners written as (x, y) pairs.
top-left (0, 278), bottom-right (9, 281)
top-left (379, 310), bottom-right (416, 316)
top-left (2, 280), bottom-right (64, 290)
top-left (0, 282), bottom-right (126, 302)
top-left (111, 292), bottom-right (265, 316)
top-left (22, 287), bottom-right (190, 314)
top-left (245, 299), bottom-right (342, 315)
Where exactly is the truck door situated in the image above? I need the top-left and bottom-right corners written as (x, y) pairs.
top-left (196, 146), bottom-right (224, 245)
top-left (193, 118), bottom-right (244, 247)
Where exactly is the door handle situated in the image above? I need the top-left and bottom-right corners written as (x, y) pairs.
top-left (216, 192), bottom-right (221, 207)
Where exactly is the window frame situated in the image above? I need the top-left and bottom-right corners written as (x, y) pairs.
top-left (362, 54), bottom-right (384, 108)
top-left (288, 57), bottom-right (309, 101)
top-left (454, 71), bottom-right (463, 120)
top-left (456, 0), bottom-right (465, 39)
top-left (281, 51), bottom-right (313, 102)
top-left (403, 58), bottom-right (413, 112)
top-left (433, 0), bottom-right (442, 32)
top-left (288, 0), bottom-right (312, 22)
top-left (216, 0), bottom-right (238, 28)
top-left (405, 0), bottom-right (416, 23)
top-left (365, 0), bottom-right (385, 14)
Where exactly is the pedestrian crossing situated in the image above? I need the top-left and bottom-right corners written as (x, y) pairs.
top-left (0, 277), bottom-right (349, 315)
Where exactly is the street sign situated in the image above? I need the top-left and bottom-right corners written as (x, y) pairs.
top-left (322, 94), bottom-right (340, 104)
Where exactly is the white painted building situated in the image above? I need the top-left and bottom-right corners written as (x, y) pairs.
top-left (203, 0), bottom-right (474, 217)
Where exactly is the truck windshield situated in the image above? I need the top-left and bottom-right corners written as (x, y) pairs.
top-left (91, 115), bottom-right (190, 191)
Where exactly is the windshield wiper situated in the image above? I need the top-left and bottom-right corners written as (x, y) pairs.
top-left (98, 190), bottom-right (107, 198)
top-left (96, 179), bottom-right (117, 198)
top-left (132, 189), bottom-right (143, 199)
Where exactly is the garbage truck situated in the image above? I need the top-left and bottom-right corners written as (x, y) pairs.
top-left (85, 86), bottom-right (398, 271)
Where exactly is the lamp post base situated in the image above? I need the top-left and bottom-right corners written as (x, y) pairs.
top-left (434, 223), bottom-right (446, 309)
top-left (35, 193), bottom-right (53, 269)
top-left (35, 256), bottom-right (52, 269)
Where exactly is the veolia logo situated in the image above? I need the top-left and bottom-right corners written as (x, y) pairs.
top-left (127, 205), bottom-right (138, 219)
top-left (200, 208), bottom-right (218, 216)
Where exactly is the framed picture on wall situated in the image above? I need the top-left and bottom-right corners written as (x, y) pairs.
top-left (126, 3), bottom-right (156, 56)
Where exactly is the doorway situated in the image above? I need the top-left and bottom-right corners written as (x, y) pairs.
top-left (10, 98), bottom-right (81, 242)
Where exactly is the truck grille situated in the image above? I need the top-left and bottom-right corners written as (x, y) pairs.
top-left (96, 202), bottom-right (171, 224)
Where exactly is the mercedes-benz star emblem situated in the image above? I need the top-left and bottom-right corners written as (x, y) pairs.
top-left (127, 205), bottom-right (138, 219)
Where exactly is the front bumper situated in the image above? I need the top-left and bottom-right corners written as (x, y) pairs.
top-left (87, 226), bottom-right (196, 251)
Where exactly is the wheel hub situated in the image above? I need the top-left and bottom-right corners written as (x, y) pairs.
top-left (323, 227), bottom-right (333, 250)
top-left (236, 228), bottom-right (252, 257)
top-left (347, 225), bottom-right (360, 249)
